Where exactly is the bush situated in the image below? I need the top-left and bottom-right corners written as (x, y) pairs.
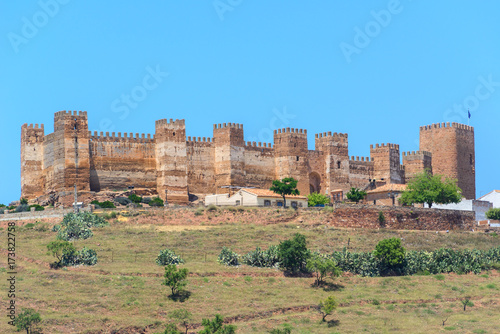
top-left (0, 209), bottom-right (4, 214)
top-left (346, 187), bottom-right (367, 203)
top-left (77, 247), bottom-right (98, 266)
top-left (56, 212), bottom-right (108, 241)
top-left (486, 208), bottom-right (500, 220)
top-left (373, 237), bottom-right (406, 273)
top-left (194, 207), bottom-right (204, 216)
top-left (100, 201), bottom-right (116, 208)
top-left (307, 192), bottom-right (330, 207)
top-left (150, 197), bottom-right (164, 207)
top-left (115, 197), bottom-right (131, 206)
top-left (207, 204), bottom-right (218, 211)
top-left (162, 264), bottom-right (188, 296)
top-left (331, 248), bottom-right (381, 277)
top-left (306, 253), bottom-right (341, 286)
top-left (378, 211), bottom-right (385, 224)
top-left (243, 245), bottom-right (280, 268)
top-left (218, 247), bottom-right (240, 266)
top-left (278, 233), bottom-right (310, 273)
top-left (156, 249), bottom-right (185, 266)
top-left (20, 198), bottom-right (28, 205)
top-left (142, 197), bottom-right (152, 204)
top-left (0, 203), bottom-right (5, 208)
top-left (199, 314), bottom-right (236, 334)
top-left (28, 204), bottom-right (45, 211)
top-left (15, 204), bottom-right (30, 212)
top-left (128, 194), bottom-right (143, 204)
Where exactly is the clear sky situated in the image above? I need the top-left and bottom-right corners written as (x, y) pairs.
top-left (1, 1), bottom-right (499, 205)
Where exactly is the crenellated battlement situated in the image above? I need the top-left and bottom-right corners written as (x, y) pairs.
top-left (370, 143), bottom-right (400, 150)
top-left (155, 118), bottom-right (185, 129)
top-left (213, 123), bottom-right (243, 130)
top-left (349, 156), bottom-right (373, 162)
top-left (54, 110), bottom-right (87, 119)
top-left (245, 141), bottom-right (273, 148)
top-left (420, 122), bottom-right (473, 132)
top-left (274, 127), bottom-right (307, 135)
top-left (403, 150), bottom-right (432, 157)
top-left (90, 131), bottom-right (154, 142)
top-left (315, 131), bottom-right (347, 139)
top-left (187, 136), bottom-right (212, 143)
top-left (22, 123), bottom-right (44, 130)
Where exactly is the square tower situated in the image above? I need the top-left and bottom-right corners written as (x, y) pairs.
top-left (213, 123), bottom-right (245, 193)
top-left (419, 122), bottom-right (475, 199)
top-left (370, 143), bottom-right (404, 184)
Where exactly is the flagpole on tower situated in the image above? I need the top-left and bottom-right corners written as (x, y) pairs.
top-left (467, 109), bottom-right (470, 126)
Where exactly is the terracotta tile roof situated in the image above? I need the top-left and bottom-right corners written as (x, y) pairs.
top-left (331, 189), bottom-right (344, 192)
top-left (242, 188), bottom-right (307, 199)
top-left (367, 183), bottom-right (407, 194)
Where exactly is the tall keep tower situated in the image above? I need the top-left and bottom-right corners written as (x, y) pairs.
top-left (21, 123), bottom-right (45, 199)
top-left (315, 132), bottom-right (350, 193)
top-left (274, 128), bottom-right (309, 195)
top-left (213, 123), bottom-right (246, 193)
top-left (419, 122), bottom-right (475, 199)
top-left (370, 143), bottom-right (404, 184)
top-left (51, 111), bottom-right (90, 192)
top-left (155, 119), bottom-right (189, 203)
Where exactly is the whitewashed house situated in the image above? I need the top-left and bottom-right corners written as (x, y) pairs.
top-left (478, 190), bottom-right (500, 208)
top-left (205, 188), bottom-right (308, 208)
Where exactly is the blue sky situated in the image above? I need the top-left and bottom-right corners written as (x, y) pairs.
top-left (1, 1), bottom-right (499, 205)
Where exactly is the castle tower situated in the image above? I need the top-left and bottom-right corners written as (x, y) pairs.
top-left (370, 143), bottom-right (404, 184)
top-left (402, 151), bottom-right (432, 183)
top-left (315, 132), bottom-right (350, 194)
top-left (213, 123), bottom-right (245, 193)
top-left (419, 122), bottom-right (475, 199)
top-left (20, 123), bottom-right (45, 199)
top-left (273, 128), bottom-right (309, 195)
top-left (155, 118), bottom-right (189, 203)
top-left (51, 111), bottom-right (90, 192)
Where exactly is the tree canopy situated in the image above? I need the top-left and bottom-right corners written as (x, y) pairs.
top-left (307, 192), bottom-right (330, 207)
top-left (346, 187), bottom-right (367, 203)
top-left (399, 171), bottom-right (462, 208)
top-left (270, 177), bottom-right (300, 208)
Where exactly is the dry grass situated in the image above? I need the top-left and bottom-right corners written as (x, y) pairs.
top-left (0, 209), bottom-right (499, 333)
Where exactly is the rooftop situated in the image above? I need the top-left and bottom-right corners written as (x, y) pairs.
top-left (242, 188), bottom-right (307, 199)
top-left (367, 183), bottom-right (407, 194)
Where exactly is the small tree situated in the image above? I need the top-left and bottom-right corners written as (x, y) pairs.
top-left (199, 314), bottom-right (236, 334)
top-left (486, 208), bottom-right (500, 220)
top-left (278, 233), bottom-right (310, 273)
top-left (15, 308), bottom-right (41, 334)
top-left (346, 187), bottom-right (367, 203)
top-left (47, 240), bottom-right (76, 265)
top-left (20, 198), bottom-right (28, 205)
top-left (162, 264), bottom-right (188, 296)
top-left (306, 255), bottom-right (341, 286)
top-left (461, 296), bottom-right (474, 311)
top-left (307, 192), bottom-right (330, 207)
top-left (378, 211), bottom-right (385, 224)
top-left (318, 296), bottom-right (337, 322)
top-left (373, 237), bottom-right (405, 274)
top-left (270, 177), bottom-right (300, 208)
top-left (169, 309), bottom-right (192, 334)
top-left (399, 170), bottom-right (462, 208)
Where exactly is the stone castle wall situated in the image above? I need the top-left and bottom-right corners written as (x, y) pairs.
top-left (20, 112), bottom-right (476, 203)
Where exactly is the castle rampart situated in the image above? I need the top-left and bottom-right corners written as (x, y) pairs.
top-left (20, 112), bottom-right (476, 203)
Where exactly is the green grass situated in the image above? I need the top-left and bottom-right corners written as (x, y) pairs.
top-left (1, 209), bottom-right (500, 333)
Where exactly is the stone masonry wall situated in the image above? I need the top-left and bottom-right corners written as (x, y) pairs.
top-left (326, 203), bottom-right (474, 231)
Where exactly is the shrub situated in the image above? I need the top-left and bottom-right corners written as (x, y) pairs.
top-left (331, 248), bottom-right (381, 277)
top-left (269, 324), bottom-right (292, 334)
top-left (115, 197), bottom-right (131, 206)
top-left (207, 204), bottom-right (218, 211)
top-left (20, 198), bottom-right (28, 205)
top-left (243, 245), bottom-right (280, 268)
top-left (194, 207), bottom-right (204, 216)
top-left (486, 208), bottom-right (500, 220)
top-left (56, 212), bottom-right (108, 241)
top-left (142, 197), bottom-right (152, 204)
top-left (128, 194), bottom-right (143, 204)
top-left (373, 237), bottom-right (406, 273)
top-left (378, 211), bottom-right (385, 224)
top-left (99, 201), bottom-right (116, 208)
top-left (15, 308), bottom-right (41, 333)
top-left (0, 209), bottom-right (4, 214)
top-left (278, 233), bottom-right (310, 273)
top-left (199, 314), bottom-right (236, 334)
top-left (346, 187), bottom-right (367, 203)
top-left (150, 197), bottom-right (164, 207)
top-left (218, 247), bottom-right (240, 266)
top-left (307, 192), bottom-right (330, 207)
top-left (0, 203), bottom-right (5, 208)
top-left (77, 247), bottom-right (98, 266)
top-left (306, 253), bottom-right (341, 286)
top-left (15, 204), bottom-right (30, 212)
top-left (318, 296), bottom-right (337, 322)
top-left (162, 264), bottom-right (188, 296)
top-left (52, 224), bottom-right (61, 232)
top-left (156, 249), bottom-right (185, 266)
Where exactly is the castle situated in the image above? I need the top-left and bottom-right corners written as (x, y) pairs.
top-left (21, 111), bottom-right (476, 203)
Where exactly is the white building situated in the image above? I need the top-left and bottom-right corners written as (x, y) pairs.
top-left (205, 188), bottom-right (308, 208)
top-left (424, 199), bottom-right (492, 221)
top-left (478, 190), bottom-right (500, 208)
